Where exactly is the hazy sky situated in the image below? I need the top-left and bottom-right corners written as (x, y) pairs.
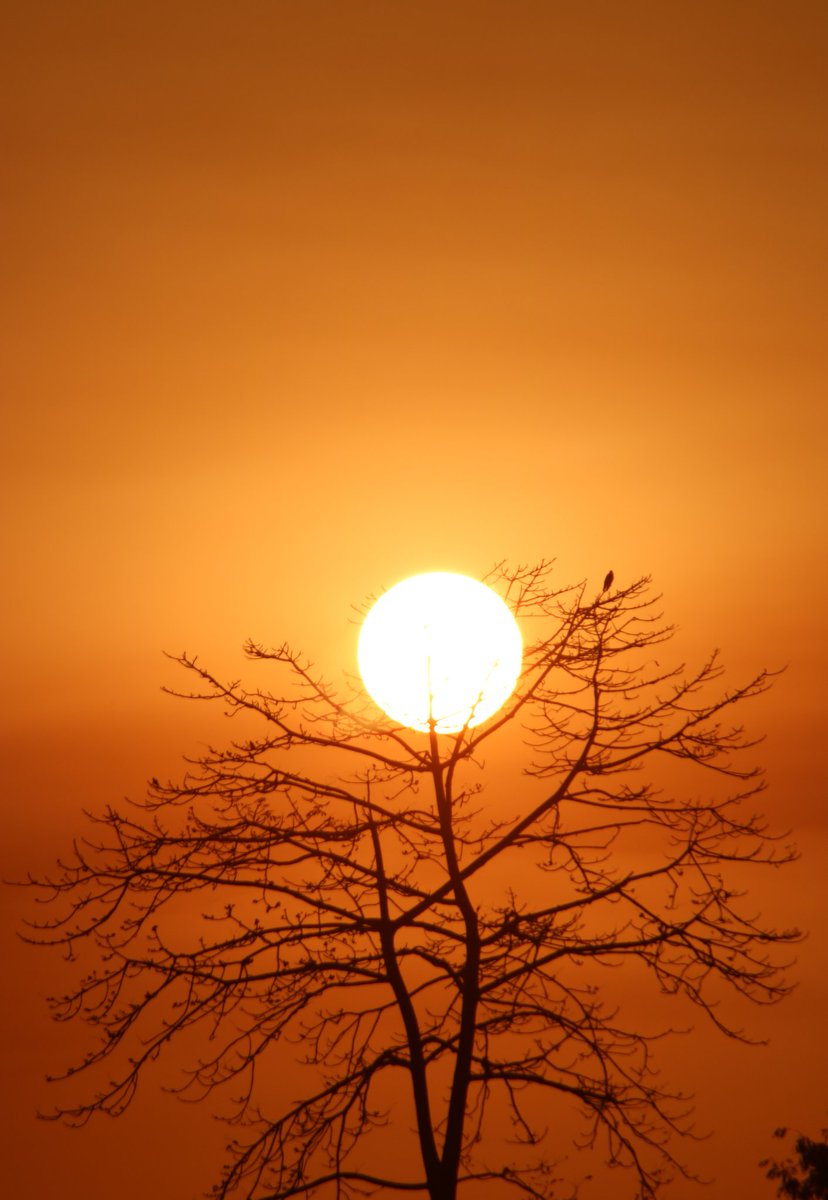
top-left (2, 3), bottom-right (826, 1198)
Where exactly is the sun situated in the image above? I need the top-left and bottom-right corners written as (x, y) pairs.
top-left (358, 572), bottom-right (522, 733)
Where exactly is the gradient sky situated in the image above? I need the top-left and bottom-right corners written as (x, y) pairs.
top-left (2, 3), bottom-right (826, 1198)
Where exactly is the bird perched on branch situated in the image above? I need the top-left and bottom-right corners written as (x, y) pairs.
top-left (602, 569), bottom-right (614, 593)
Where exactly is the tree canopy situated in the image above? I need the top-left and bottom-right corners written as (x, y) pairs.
top-left (763, 1129), bottom-right (828, 1200)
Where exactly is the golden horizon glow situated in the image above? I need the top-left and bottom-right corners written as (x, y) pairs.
top-left (357, 572), bottom-right (522, 733)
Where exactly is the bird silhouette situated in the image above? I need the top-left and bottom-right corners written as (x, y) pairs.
top-left (602, 569), bottom-right (614, 592)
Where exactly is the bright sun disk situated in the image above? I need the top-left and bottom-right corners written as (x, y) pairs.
top-left (358, 572), bottom-right (522, 733)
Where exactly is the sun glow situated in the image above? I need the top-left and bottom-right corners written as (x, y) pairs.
top-left (358, 572), bottom-right (522, 733)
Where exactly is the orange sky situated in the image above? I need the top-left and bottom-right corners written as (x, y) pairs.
top-left (2, 3), bottom-right (826, 1197)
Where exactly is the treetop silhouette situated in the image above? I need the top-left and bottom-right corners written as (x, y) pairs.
top-left (24, 561), bottom-right (799, 1200)
top-left (763, 1128), bottom-right (828, 1199)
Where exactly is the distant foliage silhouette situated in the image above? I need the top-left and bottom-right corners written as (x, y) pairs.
top-left (763, 1129), bottom-right (828, 1199)
top-left (24, 562), bottom-right (799, 1200)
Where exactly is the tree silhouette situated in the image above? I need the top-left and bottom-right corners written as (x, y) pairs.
top-left (25, 563), bottom-right (798, 1200)
top-left (762, 1129), bottom-right (828, 1199)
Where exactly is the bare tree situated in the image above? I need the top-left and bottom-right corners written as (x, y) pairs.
top-left (24, 564), bottom-right (798, 1200)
